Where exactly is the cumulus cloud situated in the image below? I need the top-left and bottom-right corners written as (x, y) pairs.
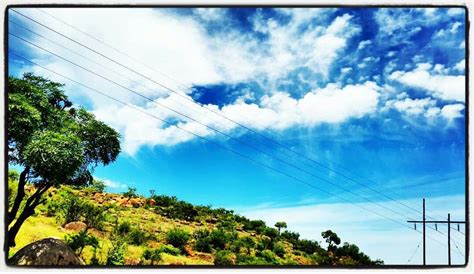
top-left (389, 64), bottom-right (465, 102)
top-left (94, 81), bottom-right (381, 154)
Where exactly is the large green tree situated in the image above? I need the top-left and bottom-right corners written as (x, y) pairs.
top-left (7, 73), bottom-right (121, 247)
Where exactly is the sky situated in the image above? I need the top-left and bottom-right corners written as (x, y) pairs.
top-left (7, 7), bottom-right (467, 265)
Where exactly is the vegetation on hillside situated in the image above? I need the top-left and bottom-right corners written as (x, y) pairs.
top-left (8, 171), bottom-right (383, 266)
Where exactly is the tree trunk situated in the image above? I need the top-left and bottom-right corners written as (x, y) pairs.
top-left (8, 166), bottom-right (30, 225)
top-left (7, 182), bottom-right (52, 247)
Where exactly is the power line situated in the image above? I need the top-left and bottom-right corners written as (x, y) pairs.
top-left (10, 32), bottom-right (440, 228)
top-left (407, 240), bottom-right (422, 264)
top-left (9, 51), bottom-right (449, 249)
top-left (10, 8), bottom-right (447, 223)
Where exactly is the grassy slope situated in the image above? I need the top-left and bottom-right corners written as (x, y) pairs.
top-left (9, 186), bottom-right (376, 266)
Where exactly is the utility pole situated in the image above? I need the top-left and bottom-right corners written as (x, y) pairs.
top-left (423, 198), bottom-right (426, 265)
top-left (448, 213), bottom-right (451, 266)
top-left (407, 199), bottom-right (466, 266)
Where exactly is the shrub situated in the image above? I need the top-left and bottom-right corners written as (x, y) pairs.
top-left (88, 179), bottom-right (106, 193)
top-left (142, 248), bottom-right (162, 265)
top-left (243, 220), bottom-right (266, 233)
top-left (157, 244), bottom-right (181, 256)
top-left (194, 229), bottom-right (212, 253)
top-left (106, 241), bottom-right (126, 266)
top-left (263, 227), bottom-right (279, 238)
top-left (214, 250), bottom-right (236, 266)
top-left (295, 239), bottom-right (321, 255)
top-left (65, 230), bottom-right (99, 255)
top-left (151, 195), bottom-right (178, 207)
top-left (209, 229), bottom-right (231, 250)
top-left (123, 187), bottom-right (138, 198)
top-left (127, 227), bottom-right (149, 245)
top-left (257, 249), bottom-right (279, 264)
top-left (116, 221), bottom-right (132, 235)
top-left (165, 228), bottom-right (190, 250)
top-left (59, 191), bottom-right (84, 224)
top-left (273, 241), bottom-right (286, 258)
top-left (82, 202), bottom-right (108, 230)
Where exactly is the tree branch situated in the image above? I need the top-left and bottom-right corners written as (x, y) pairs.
top-left (8, 166), bottom-right (30, 225)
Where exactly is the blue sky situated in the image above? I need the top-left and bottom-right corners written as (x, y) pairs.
top-left (8, 7), bottom-right (466, 264)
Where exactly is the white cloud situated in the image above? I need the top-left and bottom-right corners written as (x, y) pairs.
top-left (98, 177), bottom-right (128, 190)
top-left (357, 40), bottom-right (371, 50)
top-left (447, 8), bottom-right (465, 16)
top-left (441, 104), bottom-right (465, 120)
top-left (385, 97), bottom-right (436, 116)
top-left (389, 65), bottom-right (465, 102)
top-left (454, 59), bottom-right (465, 72)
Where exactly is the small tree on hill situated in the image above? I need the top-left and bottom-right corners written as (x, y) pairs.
top-left (321, 230), bottom-right (341, 252)
top-left (7, 73), bottom-right (121, 247)
top-left (274, 221), bottom-right (287, 235)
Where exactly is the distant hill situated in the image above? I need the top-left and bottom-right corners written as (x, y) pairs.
top-left (8, 181), bottom-right (383, 266)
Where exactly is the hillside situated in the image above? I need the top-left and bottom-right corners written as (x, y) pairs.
top-left (8, 179), bottom-right (383, 266)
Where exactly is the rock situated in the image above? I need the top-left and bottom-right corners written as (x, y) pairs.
top-left (9, 238), bottom-right (84, 266)
top-left (130, 198), bottom-right (143, 208)
top-left (148, 199), bottom-right (156, 206)
top-left (64, 221), bottom-right (87, 232)
top-left (183, 246), bottom-right (194, 257)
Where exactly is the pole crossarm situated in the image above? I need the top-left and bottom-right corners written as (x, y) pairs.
top-left (407, 220), bottom-right (466, 224)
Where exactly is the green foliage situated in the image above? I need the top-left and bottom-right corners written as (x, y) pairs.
top-left (57, 190), bottom-right (83, 224)
top-left (157, 244), bottom-right (181, 256)
top-left (142, 248), bottom-right (162, 265)
top-left (209, 229), bottom-right (234, 250)
top-left (273, 241), bottom-right (286, 258)
top-left (274, 221), bottom-right (287, 234)
top-left (256, 249), bottom-right (279, 264)
top-left (243, 219), bottom-right (267, 233)
top-left (122, 187), bottom-right (138, 198)
top-left (214, 250), bottom-right (236, 266)
top-left (263, 227), bottom-right (279, 238)
top-left (7, 170), bottom-right (20, 209)
top-left (7, 74), bottom-right (120, 246)
top-left (335, 242), bottom-right (383, 265)
top-left (116, 221), bottom-right (132, 235)
top-left (194, 229), bottom-right (212, 253)
top-left (165, 228), bottom-right (190, 250)
top-left (127, 227), bottom-right (150, 246)
top-left (65, 230), bottom-right (99, 255)
top-left (151, 195), bottom-right (178, 207)
top-left (322, 230), bottom-right (341, 251)
top-left (81, 202), bottom-right (108, 230)
top-left (106, 240), bottom-right (126, 266)
top-left (294, 239), bottom-right (322, 255)
top-left (88, 179), bottom-right (106, 193)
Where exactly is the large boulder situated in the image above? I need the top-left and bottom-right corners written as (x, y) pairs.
top-left (9, 238), bottom-right (84, 266)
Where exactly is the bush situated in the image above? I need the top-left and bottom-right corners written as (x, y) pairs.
top-left (151, 195), bottom-right (178, 207)
top-left (273, 241), bottom-right (286, 258)
top-left (106, 241), bottom-right (126, 266)
top-left (65, 230), bottom-right (99, 255)
top-left (142, 248), bottom-right (162, 265)
top-left (116, 221), bottom-right (132, 235)
top-left (295, 239), bottom-right (321, 255)
top-left (194, 229), bottom-right (212, 253)
top-left (209, 229), bottom-right (231, 250)
top-left (123, 187), bottom-right (138, 198)
top-left (157, 244), bottom-right (181, 256)
top-left (214, 250), bottom-right (236, 266)
top-left (87, 179), bottom-right (106, 193)
top-left (58, 191), bottom-right (84, 224)
top-left (165, 228), bottom-right (190, 250)
top-left (127, 227), bottom-right (149, 245)
top-left (256, 250), bottom-right (279, 264)
top-left (81, 202), bottom-right (108, 230)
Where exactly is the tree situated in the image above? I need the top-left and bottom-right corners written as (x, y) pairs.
top-left (321, 230), bottom-right (341, 252)
top-left (274, 221), bottom-right (287, 235)
top-left (7, 73), bottom-right (121, 247)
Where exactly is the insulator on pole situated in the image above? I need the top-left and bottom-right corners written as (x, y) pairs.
top-left (457, 224), bottom-right (460, 231)
top-left (414, 223), bottom-right (417, 230)
top-left (435, 223), bottom-right (438, 231)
